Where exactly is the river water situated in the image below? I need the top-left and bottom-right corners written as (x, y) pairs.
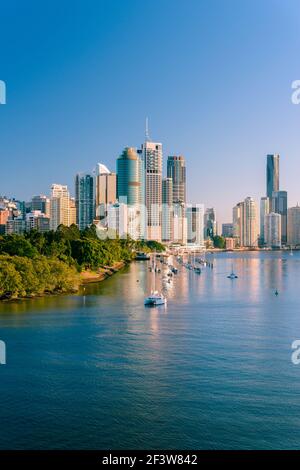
top-left (0, 252), bottom-right (300, 449)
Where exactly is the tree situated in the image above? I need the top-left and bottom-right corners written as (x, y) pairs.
top-left (213, 235), bottom-right (225, 249)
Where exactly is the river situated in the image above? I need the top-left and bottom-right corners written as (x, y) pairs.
top-left (0, 252), bottom-right (300, 449)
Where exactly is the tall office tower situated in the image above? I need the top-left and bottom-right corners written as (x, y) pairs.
top-left (167, 155), bottom-right (186, 204)
top-left (240, 197), bottom-right (258, 247)
top-left (69, 198), bottom-right (77, 226)
top-left (117, 147), bottom-right (140, 205)
top-left (75, 173), bottom-right (95, 230)
top-left (232, 203), bottom-right (242, 244)
top-left (287, 205), bottom-right (300, 246)
top-left (186, 204), bottom-right (204, 246)
top-left (264, 212), bottom-right (281, 248)
top-left (162, 177), bottom-right (173, 243)
top-left (94, 163), bottom-right (117, 219)
top-left (204, 208), bottom-right (217, 239)
top-left (260, 197), bottom-right (270, 245)
top-left (266, 154), bottom-right (279, 207)
top-left (140, 139), bottom-right (163, 241)
top-left (272, 190), bottom-right (287, 245)
top-left (50, 184), bottom-right (71, 230)
top-left (31, 195), bottom-right (50, 217)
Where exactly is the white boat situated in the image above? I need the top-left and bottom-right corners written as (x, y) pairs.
top-left (145, 254), bottom-right (167, 306)
top-left (144, 291), bottom-right (167, 306)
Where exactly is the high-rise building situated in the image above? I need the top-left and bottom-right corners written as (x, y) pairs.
top-left (186, 204), bottom-right (204, 246)
top-left (233, 197), bottom-right (258, 247)
top-left (117, 147), bottom-right (144, 239)
top-left (75, 173), bottom-right (95, 230)
top-left (69, 197), bottom-right (77, 226)
top-left (117, 148), bottom-right (140, 206)
top-left (272, 190), bottom-right (287, 245)
top-left (94, 163), bottom-right (117, 219)
top-left (266, 154), bottom-right (279, 206)
top-left (260, 197), bottom-right (269, 245)
top-left (232, 203), bottom-right (242, 244)
top-left (288, 205), bottom-right (300, 247)
top-left (31, 195), bottom-right (50, 217)
top-left (50, 184), bottom-right (71, 230)
top-left (140, 140), bottom-right (163, 241)
top-left (264, 212), bottom-right (281, 248)
top-left (167, 155), bottom-right (186, 204)
top-left (204, 208), bottom-right (217, 239)
top-left (162, 177), bottom-right (173, 243)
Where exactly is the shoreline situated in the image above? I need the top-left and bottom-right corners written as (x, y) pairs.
top-left (0, 260), bottom-right (127, 303)
top-left (80, 261), bottom-right (126, 284)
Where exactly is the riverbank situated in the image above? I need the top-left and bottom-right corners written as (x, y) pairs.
top-left (80, 261), bottom-right (126, 284)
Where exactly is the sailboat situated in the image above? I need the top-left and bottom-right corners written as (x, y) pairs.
top-left (227, 264), bottom-right (238, 279)
top-left (144, 255), bottom-right (167, 306)
top-left (290, 247), bottom-right (293, 256)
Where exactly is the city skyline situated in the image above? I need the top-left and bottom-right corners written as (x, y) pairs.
top-left (2, 1), bottom-right (300, 226)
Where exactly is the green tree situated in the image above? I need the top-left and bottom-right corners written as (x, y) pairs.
top-left (213, 235), bottom-right (226, 249)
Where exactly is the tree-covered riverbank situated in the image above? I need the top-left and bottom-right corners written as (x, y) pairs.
top-left (0, 225), bottom-right (164, 300)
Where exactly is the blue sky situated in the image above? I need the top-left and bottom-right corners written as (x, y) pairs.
top-left (1, 0), bottom-right (300, 224)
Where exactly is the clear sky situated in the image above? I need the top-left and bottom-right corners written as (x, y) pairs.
top-left (1, 0), bottom-right (300, 225)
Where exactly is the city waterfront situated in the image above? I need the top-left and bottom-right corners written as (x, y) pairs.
top-left (1, 252), bottom-right (300, 449)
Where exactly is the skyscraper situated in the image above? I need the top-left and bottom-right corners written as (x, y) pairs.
top-left (50, 184), bottom-right (71, 230)
top-left (272, 190), bottom-right (287, 245)
top-left (167, 155), bottom-right (186, 204)
top-left (204, 208), bottom-right (217, 239)
top-left (264, 212), bottom-right (281, 248)
top-left (260, 197), bottom-right (269, 245)
top-left (94, 163), bottom-right (117, 219)
top-left (117, 147), bottom-right (140, 206)
top-left (242, 197), bottom-right (258, 247)
top-left (31, 195), bottom-right (50, 217)
top-left (288, 205), bottom-right (300, 246)
top-left (162, 177), bottom-right (173, 243)
top-left (233, 197), bottom-right (258, 247)
top-left (232, 203), bottom-right (242, 244)
top-left (75, 173), bottom-right (95, 230)
top-left (140, 140), bottom-right (163, 241)
top-left (266, 154), bottom-right (279, 204)
top-left (186, 204), bottom-right (204, 246)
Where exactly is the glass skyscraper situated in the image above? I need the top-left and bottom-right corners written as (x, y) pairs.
top-left (266, 154), bottom-right (279, 203)
top-left (167, 155), bottom-right (186, 204)
top-left (75, 174), bottom-right (95, 230)
top-left (117, 147), bottom-right (140, 206)
top-left (272, 190), bottom-right (287, 245)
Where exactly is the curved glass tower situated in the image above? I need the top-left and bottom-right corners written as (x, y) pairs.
top-left (266, 154), bottom-right (279, 200)
top-left (117, 147), bottom-right (140, 206)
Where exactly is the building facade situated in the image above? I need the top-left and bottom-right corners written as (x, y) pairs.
top-left (75, 173), bottom-right (95, 230)
top-left (50, 184), bottom-right (71, 230)
top-left (266, 154), bottom-right (279, 206)
top-left (167, 155), bottom-right (186, 204)
top-left (272, 190), bottom-right (287, 245)
top-left (162, 177), bottom-right (173, 243)
top-left (186, 204), bottom-right (204, 246)
top-left (288, 205), bottom-right (300, 246)
top-left (264, 212), bottom-right (281, 248)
